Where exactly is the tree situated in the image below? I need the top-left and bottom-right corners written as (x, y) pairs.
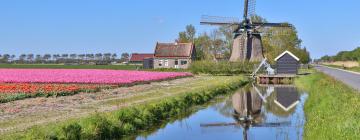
top-left (35, 54), bottom-right (43, 63)
top-left (19, 54), bottom-right (26, 62)
top-left (10, 55), bottom-right (16, 62)
top-left (262, 24), bottom-right (310, 64)
top-left (2, 54), bottom-right (10, 62)
top-left (320, 47), bottom-right (360, 62)
top-left (43, 54), bottom-right (52, 62)
top-left (86, 54), bottom-right (94, 60)
top-left (111, 53), bottom-right (117, 61)
top-left (177, 24), bottom-right (196, 43)
top-left (219, 26), bottom-right (235, 59)
top-left (120, 53), bottom-right (129, 62)
top-left (53, 54), bottom-right (60, 61)
top-left (103, 53), bottom-right (112, 61)
top-left (27, 54), bottom-right (34, 62)
top-left (78, 54), bottom-right (86, 61)
top-left (70, 54), bottom-right (77, 60)
top-left (95, 53), bottom-right (103, 60)
top-left (194, 33), bottom-right (213, 60)
top-left (62, 54), bottom-right (69, 59)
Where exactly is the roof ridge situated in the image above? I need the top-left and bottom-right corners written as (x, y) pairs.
top-left (274, 50), bottom-right (300, 61)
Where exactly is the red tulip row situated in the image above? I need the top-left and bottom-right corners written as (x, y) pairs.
top-left (0, 83), bottom-right (117, 103)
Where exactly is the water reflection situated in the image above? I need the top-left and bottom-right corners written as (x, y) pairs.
top-left (136, 84), bottom-right (306, 140)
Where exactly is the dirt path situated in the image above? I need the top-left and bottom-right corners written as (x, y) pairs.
top-left (0, 76), bottom-right (205, 134)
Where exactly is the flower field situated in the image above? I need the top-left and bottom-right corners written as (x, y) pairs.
top-left (0, 69), bottom-right (192, 84)
top-left (0, 69), bottom-right (192, 103)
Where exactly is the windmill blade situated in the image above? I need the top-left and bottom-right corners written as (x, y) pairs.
top-left (200, 122), bottom-right (237, 127)
top-left (248, 0), bottom-right (256, 17)
top-left (200, 15), bottom-right (241, 26)
top-left (252, 122), bottom-right (291, 127)
top-left (252, 22), bottom-right (292, 27)
top-left (200, 121), bottom-right (291, 128)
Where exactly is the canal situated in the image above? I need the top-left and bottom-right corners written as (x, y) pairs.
top-left (132, 84), bottom-right (307, 140)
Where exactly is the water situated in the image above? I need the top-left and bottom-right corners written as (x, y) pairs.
top-left (135, 84), bottom-right (307, 140)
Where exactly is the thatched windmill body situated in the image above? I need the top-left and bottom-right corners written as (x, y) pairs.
top-left (201, 0), bottom-right (291, 62)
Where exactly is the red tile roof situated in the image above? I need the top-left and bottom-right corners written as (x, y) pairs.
top-left (130, 53), bottom-right (154, 62)
top-left (154, 42), bottom-right (194, 58)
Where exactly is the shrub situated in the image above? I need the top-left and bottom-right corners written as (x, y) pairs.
top-left (62, 123), bottom-right (82, 140)
top-left (189, 61), bottom-right (257, 75)
top-left (85, 115), bottom-right (116, 140)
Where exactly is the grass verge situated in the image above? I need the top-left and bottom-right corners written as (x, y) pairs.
top-left (295, 70), bottom-right (360, 139)
top-left (2, 76), bottom-right (248, 139)
top-left (323, 64), bottom-right (360, 73)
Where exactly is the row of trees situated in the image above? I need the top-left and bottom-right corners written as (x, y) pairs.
top-left (319, 47), bottom-right (360, 62)
top-left (0, 53), bottom-right (130, 64)
top-left (176, 15), bottom-right (311, 64)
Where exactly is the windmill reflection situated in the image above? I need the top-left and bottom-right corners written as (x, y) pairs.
top-left (202, 84), bottom-right (300, 140)
top-left (232, 85), bottom-right (263, 123)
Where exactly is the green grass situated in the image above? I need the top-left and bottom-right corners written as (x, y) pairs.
top-left (323, 64), bottom-right (360, 73)
top-left (1, 76), bottom-right (248, 139)
top-left (0, 64), bottom-right (138, 70)
top-left (296, 70), bottom-right (360, 139)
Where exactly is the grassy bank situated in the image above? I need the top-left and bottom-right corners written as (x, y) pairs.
top-left (0, 64), bottom-right (138, 70)
top-left (3, 76), bottom-right (248, 139)
top-left (296, 71), bottom-right (360, 139)
top-left (323, 64), bottom-right (360, 73)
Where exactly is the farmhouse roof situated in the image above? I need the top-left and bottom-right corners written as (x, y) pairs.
top-left (130, 53), bottom-right (154, 62)
top-left (274, 50), bottom-right (300, 61)
top-left (154, 42), bottom-right (194, 58)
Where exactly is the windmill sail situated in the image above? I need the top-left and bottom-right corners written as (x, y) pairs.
top-left (200, 15), bottom-right (240, 26)
top-left (200, 0), bottom-right (292, 62)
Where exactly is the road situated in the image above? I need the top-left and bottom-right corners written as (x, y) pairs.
top-left (315, 65), bottom-right (360, 91)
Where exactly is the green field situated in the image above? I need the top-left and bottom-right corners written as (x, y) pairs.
top-left (0, 64), bottom-right (139, 70)
top-left (296, 70), bottom-right (360, 139)
top-left (323, 64), bottom-right (360, 73)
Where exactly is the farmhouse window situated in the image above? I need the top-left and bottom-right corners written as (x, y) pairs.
top-left (181, 60), bottom-right (187, 65)
top-left (175, 60), bottom-right (178, 65)
top-left (165, 60), bottom-right (169, 66)
top-left (159, 60), bottom-right (163, 66)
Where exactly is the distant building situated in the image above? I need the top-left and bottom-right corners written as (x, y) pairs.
top-left (153, 42), bottom-right (196, 69)
top-left (129, 53), bottom-right (154, 64)
top-left (143, 58), bottom-right (154, 69)
top-left (275, 50), bottom-right (300, 74)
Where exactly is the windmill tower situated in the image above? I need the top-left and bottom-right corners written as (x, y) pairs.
top-left (201, 0), bottom-right (291, 62)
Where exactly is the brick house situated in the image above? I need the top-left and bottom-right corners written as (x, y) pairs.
top-left (153, 42), bottom-right (196, 69)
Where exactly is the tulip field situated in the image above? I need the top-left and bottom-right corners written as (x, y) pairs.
top-left (0, 69), bottom-right (192, 103)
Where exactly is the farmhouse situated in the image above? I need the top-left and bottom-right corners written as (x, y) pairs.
top-left (129, 53), bottom-right (154, 64)
top-left (275, 50), bottom-right (300, 74)
top-left (154, 42), bottom-right (195, 69)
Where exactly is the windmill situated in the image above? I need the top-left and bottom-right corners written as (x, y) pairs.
top-left (200, 0), bottom-right (291, 62)
top-left (200, 85), bottom-right (290, 140)
top-left (200, 85), bottom-right (291, 140)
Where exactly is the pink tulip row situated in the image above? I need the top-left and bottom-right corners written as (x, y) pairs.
top-left (0, 69), bottom-right (192, 84)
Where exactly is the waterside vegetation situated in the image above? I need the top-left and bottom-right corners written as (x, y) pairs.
top-left (296, 71), bottom-right (360, 139)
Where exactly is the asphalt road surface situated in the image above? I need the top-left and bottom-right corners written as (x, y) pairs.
top-left (315, 65), bottom-right (360, 91)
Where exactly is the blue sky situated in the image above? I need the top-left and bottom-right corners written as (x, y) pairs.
top-left (0, 0), bottom-right (359, 59)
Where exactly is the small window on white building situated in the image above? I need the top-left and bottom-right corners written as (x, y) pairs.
top-left (175, 60), bottom-right (178, 65)
top-left (165, 59), bottom-right (169, 67)
top-left (181, 60), bottom-right (187, 65)
top-left (159, 60), bottom-right (163, 66)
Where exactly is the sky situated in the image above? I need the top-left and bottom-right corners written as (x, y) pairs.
top-left (0, 0), bottom-right (359, 59)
